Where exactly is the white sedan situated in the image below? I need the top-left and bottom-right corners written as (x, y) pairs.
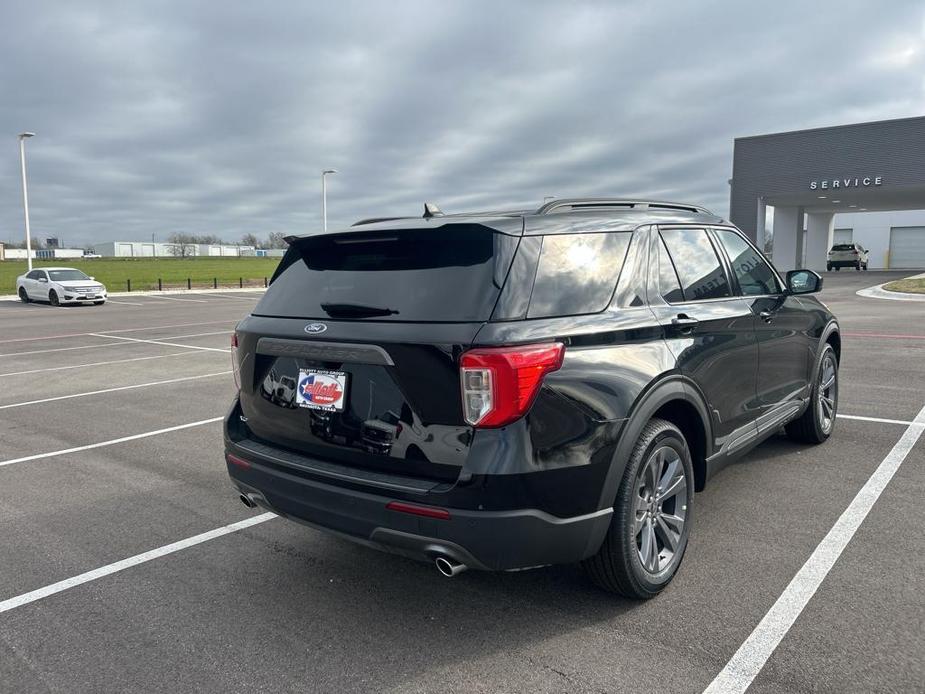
top-left (16, 267), bottom-right (108, 306)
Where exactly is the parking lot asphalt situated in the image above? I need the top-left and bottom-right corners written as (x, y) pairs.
top-left (0, 275), bottom-right (922, 693)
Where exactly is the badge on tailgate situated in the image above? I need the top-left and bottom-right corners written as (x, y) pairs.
top-left (296, 369), bottom-right (348, 412)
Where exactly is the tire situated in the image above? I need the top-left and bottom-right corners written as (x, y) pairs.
top-left (835, 266), bottom-right (840, 271)
top-left (863, 263), bottom-right (868, 271)
top-left (786, 344), bottom-right (838, 444)
top-left (18, 287), bottom-right (30, 303)
top-left (826, 264), bottom-right (832, 272)
top-left (49, 290), bottom-right (60, 307)
top-left (855, 261), bottom-right (861, 271)
top-left (583, 418), bottom-right (694, 599)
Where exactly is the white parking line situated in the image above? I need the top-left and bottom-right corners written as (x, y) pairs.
top-left (836, 413), bottom-right (914, 426)
top-left (0, 330), bottom-right (231, 358)
top-left (0, 513), bottom-right (275, 614)
top-left (0, 340), bottom-right (138, 357)
top-left (0, 319), bottom-right (236, 345)
top-left (141, 294), bottom-right (208, 303)
top-left (0, 371), bottom-right (230, 410)
top-left (103, 299), bottom-right (146, 306)
top-left (187, 293), bottom-right (259, 302)
top-left (89, 333), bottom-right (230, 353)
top-left (0, 416), bottom-right (223, 468)
top-left (703, 404), bottom-right (925, 694)
top-left (0, 351), bottom-right (198, 378)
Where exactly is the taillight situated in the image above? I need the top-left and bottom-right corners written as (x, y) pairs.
top-left (386, 501), bottom-right (450, 520)
top-left (460, 343), bottom-right (564, 428)
top-left (226, 453), bottom-right (251, 469)
top-left (231, 333), bottom-right (241, 391)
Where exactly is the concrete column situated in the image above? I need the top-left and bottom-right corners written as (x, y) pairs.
top-left (753, 198), bottom-right (767, 248)
top-left (804, 212), bottom-right (835, 272)
top-left (771, 206), bottom-right (801, 272)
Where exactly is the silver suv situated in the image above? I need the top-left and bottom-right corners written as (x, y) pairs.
top-left (827, 243), bottom-right (869, 271)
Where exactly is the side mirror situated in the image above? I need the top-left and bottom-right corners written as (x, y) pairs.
top-left (89, 276), bottom-right (95, 280)
top-left (786, 269), bottom-right (823, 295)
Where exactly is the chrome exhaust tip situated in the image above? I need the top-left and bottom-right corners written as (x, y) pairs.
top-left (435, 556), bottom-right (467, 577)
top-left (239, 493), bottom-right (257, 509)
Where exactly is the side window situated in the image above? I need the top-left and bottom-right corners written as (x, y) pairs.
top-left (657, 237), bottom-right (684, 303)
top-left (27, 270), bottom-right (42, 280)
top-left (713, 228), bottom-right (780, 296)
top-left (659, 228), bottom-right (731, 301)
top-left (527, 232), bottom-right (631, 318)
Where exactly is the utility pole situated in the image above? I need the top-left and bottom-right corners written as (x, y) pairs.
top-left (18, 132), bottom-right (35, 271)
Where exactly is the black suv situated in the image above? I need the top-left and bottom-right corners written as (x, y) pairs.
top-left (225, 199), bottom-right (840, 598)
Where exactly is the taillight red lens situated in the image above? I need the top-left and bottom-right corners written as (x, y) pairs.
top-left (385, 501), bottom-right (450, 520)
top-left (460, 343), bottom-right (564, 428)
top-left (231, 333), bottom-right (241, 391)
top-left (226, 453), bottom-right (251, 469)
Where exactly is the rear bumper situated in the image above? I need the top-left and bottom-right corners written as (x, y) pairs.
top-left (225, 445), bottom-right (612, 572)
top-left (827, 259), bottom-right (861, 267)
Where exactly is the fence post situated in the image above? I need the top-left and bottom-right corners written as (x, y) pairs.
top-left (239, 277), bottom-right (243, 288)
top-left (158, 278), bottom-right (162, 291)
top-left (264, 277), bottom-right (268, 288)
top-left (213, 277), bottom-right (217, 289)
top-left (127, 278), bottom-right (131, 292)
top-left (187, 278), bottom-right (191, 290)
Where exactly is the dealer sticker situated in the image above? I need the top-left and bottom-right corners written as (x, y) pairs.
top-left (296, 369), bottom-right (348, 412)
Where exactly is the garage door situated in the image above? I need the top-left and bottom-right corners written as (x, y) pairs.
top-left (833, 228), bottom-right (852, 245)
top-left (889, 227), bottom-right (925, 269)
top-left (116, 243), bottom-right (134, 257)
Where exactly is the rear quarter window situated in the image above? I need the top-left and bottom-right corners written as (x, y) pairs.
top-left (526, 232), bottom-right (631, 318)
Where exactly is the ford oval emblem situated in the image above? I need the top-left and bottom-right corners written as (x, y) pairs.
top-left (304, 323), bottom-right (328, 335)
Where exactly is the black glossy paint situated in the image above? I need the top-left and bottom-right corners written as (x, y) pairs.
top-left (225, 206), bottom-right (838, 571)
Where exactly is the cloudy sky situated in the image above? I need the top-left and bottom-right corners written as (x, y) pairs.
top-left (1, 1), bottom-right (924, 247)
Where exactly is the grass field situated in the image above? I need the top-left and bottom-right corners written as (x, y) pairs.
top-left (0, 257), bottom-right (282, 294)
top-left (882, 277), bottom-right (925, 294)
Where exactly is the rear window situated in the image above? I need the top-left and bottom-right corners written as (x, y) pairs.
top-left (831, 244), bottom-right (855, 251)
top-left (254, 225), bottom-right (517, 322)
top-left (527, 232), bottom-right (631, 318)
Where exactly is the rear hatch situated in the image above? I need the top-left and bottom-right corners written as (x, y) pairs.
top-left (829, 244), bottom-right (858, 261)
top-left (236, 221), bottom-right (521, 482)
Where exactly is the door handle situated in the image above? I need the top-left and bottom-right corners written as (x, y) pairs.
top-left (759, 310), bottom-right (774, 323)
top-left (671, 314), bottom-right (699, 333)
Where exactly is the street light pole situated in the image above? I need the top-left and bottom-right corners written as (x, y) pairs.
top-left (322, 169), bottom-right (337, 232)
top-left (18, 132), bottom-right (35, 271)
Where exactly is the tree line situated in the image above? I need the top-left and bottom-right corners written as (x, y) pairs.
top-left (163, 232), bottom-right (289, 258)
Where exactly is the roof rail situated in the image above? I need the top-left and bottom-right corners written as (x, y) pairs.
top-left (536, 198), bottom-right (712, 215)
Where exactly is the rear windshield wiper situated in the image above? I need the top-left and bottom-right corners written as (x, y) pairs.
top-left (320, 302), bottom-right (400, 318)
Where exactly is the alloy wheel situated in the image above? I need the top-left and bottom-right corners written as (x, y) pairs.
top-left (633, 445), bottom-right (688, 575)
top-left (817, 353), bottom-right (837, 434)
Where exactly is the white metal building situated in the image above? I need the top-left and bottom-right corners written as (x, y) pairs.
top-left (92, 241), bottom-right (256, 257)
top-left (3, 247), bottom-right (85, 260)
top-left (824, 210), bottom-right (925, 269)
